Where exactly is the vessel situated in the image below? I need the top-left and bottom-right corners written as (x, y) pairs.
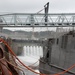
top-left (39, 30), bottom-right (75, 75)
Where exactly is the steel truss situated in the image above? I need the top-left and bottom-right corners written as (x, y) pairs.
top-left (0, 13), bottom-right (75, 27)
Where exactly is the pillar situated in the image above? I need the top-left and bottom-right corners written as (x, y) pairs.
top-left (17, 46), bottom-right (23, 55)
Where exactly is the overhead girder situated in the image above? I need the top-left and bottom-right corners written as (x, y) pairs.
top-left (0, 13), bottom-right (75, 27)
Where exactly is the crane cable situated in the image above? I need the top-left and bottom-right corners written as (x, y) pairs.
top-left (0, 38), bottom-right (75, 75)
top-left (37, 8), bottom-right (44, 14)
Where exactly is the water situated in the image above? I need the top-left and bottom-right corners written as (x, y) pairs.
top-left (22, 46), bottom-right (43, 57)
top-left (17, 45), bottom-right (43, 75)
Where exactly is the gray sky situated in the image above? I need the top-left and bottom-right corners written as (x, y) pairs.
top-left (0, 0), bottom-right (75, 14)
top-left (1, 0), bottom-right (75, 31)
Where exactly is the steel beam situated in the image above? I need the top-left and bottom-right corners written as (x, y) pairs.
top-left (0, 13), bottom-right (75, 27)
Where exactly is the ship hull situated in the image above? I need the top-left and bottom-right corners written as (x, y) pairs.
top-left (39, 58), bottom-right (75, 75)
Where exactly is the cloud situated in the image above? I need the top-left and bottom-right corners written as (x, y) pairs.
top-left (0, 0), bottom-right (75, 13)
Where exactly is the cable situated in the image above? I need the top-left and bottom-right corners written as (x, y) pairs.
top-left (28, 59), bottom-right (39, 67)
top-left (37, 8), bottom-right (44, 14)
top-left (0, 38), bottom-right (41, 74)
top-left (0, 57), bottom-right (12, 75)
top-left (0, 38), bottom-right (75, 75)
top-left (5, 59), bottom-right (25, 75)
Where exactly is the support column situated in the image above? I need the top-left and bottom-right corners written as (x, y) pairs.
top-left (0, 27), bottom-right (3, 32)
top-left (17, 46), bottom-right (23, 56)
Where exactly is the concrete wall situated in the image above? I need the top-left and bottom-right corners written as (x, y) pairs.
top-left (11, 39), bottom-right (43, 56)
top-left (51, 34), bottom-right (75, 73)
top-left (41, 32), bottom-right (75, 74)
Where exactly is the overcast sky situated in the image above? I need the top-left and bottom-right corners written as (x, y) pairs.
top-left (1, 0), bottom-right (75, 31)
top-left (0, 0), bottom-right (75, 14)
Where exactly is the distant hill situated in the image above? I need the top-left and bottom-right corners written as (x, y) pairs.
top-left (2, 29), bottom-right (12, 34)
top-left (1, 29), bottom-right (55, 39)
